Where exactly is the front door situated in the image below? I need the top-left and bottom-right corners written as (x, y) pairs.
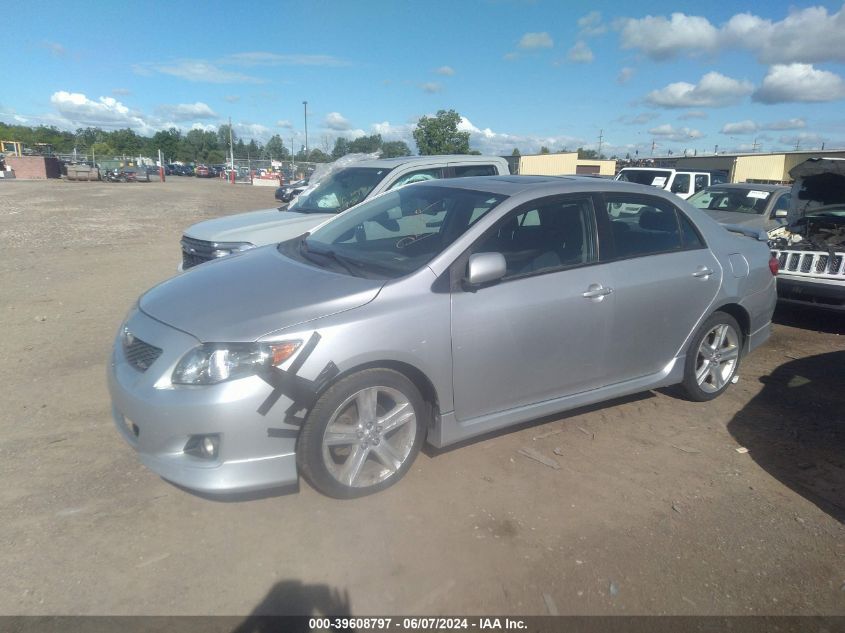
top-left (450, 195), bottom-right (613, 422)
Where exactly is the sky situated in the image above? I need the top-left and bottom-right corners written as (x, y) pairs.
top-left (3, 0), bottom-right (845, 158)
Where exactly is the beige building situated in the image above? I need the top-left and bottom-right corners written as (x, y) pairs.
top-left (651, 149), bottom-right (845, 183)
top-left (518, 152), bottom-right (616, 176)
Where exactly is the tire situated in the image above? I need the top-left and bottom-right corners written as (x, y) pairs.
top-left (297, 368), bottom-right (427, 498)
top-left (681, 311), bottom-right (743, 402)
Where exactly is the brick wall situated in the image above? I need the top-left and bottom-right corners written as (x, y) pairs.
top-left (6, 157), bottom-right (61, 179)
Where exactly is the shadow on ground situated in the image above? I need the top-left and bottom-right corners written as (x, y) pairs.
top-left (232, 580), bottom-right (352, 632)
top-left (773, 304), bottom-right (844, 335)
top-left (728, 351), bottom-right (845, 522)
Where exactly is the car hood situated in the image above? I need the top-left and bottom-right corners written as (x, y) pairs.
top-left (184, 208), bottom-right (335, 246)
top-left (140, 245), bottom-right (384, 342)
top-left (703, 210), bottom-right (771, 228)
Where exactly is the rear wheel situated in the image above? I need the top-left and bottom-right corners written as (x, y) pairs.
top-left (682, 311), bottom-right (742, 402)
top-left (297, 369), bottom-right (426, 498)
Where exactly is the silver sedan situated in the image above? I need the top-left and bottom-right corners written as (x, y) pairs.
top-left (108, 176), bottom-right (777, 498)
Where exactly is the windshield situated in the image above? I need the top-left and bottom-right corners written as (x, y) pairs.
top-left (288, 167), bottom-right (392, 214)
top-left (688, 188), bottom-right (771, 215)
top-left (288, 184), bottom-right (507, 279)
top-left (616, 169), bottom-right (673, 187)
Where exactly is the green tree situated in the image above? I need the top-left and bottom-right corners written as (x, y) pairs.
top-left (412, 109), bottom-right (471, 155)
top-left (381, 140), bottom-right (411, 158)
top-left (264, 135), bottom-right (289, 160)
top-left (577, 147), bottom-right (605, 160)
top-left (148, 128), bottom-right (182, 163)
top-left (539, 146), bottom-right (550, 154)
top-left (307, 148), bottom-right (331, 162)
top-left (348, 134), bottom-right (383, 154)
top-left (331, 137), bottom-right (351, 159)
top-left (511, 148), bottom-right (521, 156)
top-left (217, 124), bottom-right (237, 149)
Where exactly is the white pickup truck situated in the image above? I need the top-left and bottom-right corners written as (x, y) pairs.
top-left (615, 167), bottom-right (727, 200)
top-left (180, 154), bottom-right (510, 269)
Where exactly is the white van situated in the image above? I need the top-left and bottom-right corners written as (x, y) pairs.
top-left (180, 155), bottom-right (510, 269)
top-left (615, 167), bottom-right (726, 200)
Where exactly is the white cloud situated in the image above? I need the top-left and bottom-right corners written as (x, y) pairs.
top-left (778, 132), bottom-right (825, 148)
top-left (135, 60), bottom-right (265, 83)
top-left (224, 95), bottom-right (240, 103)
top-left (112, 88), bottom-right (131, 96)
top-left (518, 32), bottom-right (554, 49)
top-left (618, 112), bottom-right (659, 125)
top-left (458, 116), bottom-right (583, 155)
top-left (753, 64), bottom-right (845, 104)
top-left (233, 122), bottom-right (272, 142)
top-left (648, 124), bottom-right (704, 141)
top-left (156, 102), bottom-right (218, 121)
top-left (678, 110), bottom-right (707, 120)
top-left (420, 82), bottom-right (442, 94)
top-left (619, 13), bottom-right (719, 60)
top-left (721, 120), bottom-right (758, 135)
top-left (49, 91), bottom-right (156, 133)
top-left (324, 112), bottom-right (352, 131)
top-left (221, 52), bottom-right (350, 67)
top-left (722, 6), bottom-right (845, 64)
top-left (646, 72), bottom-right (753, 108)
top-left (578, 11), bottom-right (606, 36)
top-left (435, 65), bottom-right (455, 76)
top-left (764, 118), bottom-right (806, 131)
top-left (371, 120), bottom-right (416, 142)
top-left (276, 119), bottom-right (293, 128)
top-left (617, 67), bottom-right (635, 84)
top-left (567, 41), bottom-right (594, 64)
top-left (619, 6), bottom-right (845, 64)
top-left (42, 41), bottom-right (66, 57)
top-left (503, 52), bottom-right (520, 61)
top-left (190, 122), bottom-right (217, 132)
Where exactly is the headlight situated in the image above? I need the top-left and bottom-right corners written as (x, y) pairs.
top-left (210, 241), bottom-right (255, 258)
top-left (172, 341), bottom-right (301, 385)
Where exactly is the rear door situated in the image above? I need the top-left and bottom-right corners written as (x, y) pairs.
top-left (598, 192), bottom-right (721, 384)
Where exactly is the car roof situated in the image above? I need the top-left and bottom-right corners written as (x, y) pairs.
top-left (410, 174), bottom-right (679, 198)
top-left (352, 155), bottom-right (507, 168)
top-left (700, 183), bottom-right (788, 192)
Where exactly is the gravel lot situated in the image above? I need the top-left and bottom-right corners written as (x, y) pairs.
top-left (0, 177), bottom-right (843, 616)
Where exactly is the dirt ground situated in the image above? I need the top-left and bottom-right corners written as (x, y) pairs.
top-left (0, 177), bottom-right (843, 617)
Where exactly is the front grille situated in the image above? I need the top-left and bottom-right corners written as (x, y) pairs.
top-left (771, 248), bottom-right (845, 278)
top-left (181, 235), bottom-right (215, 269)
top-left (123, 335), bottom-right (163, 372)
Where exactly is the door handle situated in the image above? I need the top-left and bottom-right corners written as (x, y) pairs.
top-left (692, 267), bottom-right (714, 278)
top-left (582, 284), bottom-right (613, 299)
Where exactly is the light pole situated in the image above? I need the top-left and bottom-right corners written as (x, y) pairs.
top-left (302, 100), bottom-right (308, 158)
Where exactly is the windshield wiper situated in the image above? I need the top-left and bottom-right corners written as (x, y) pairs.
top-left (299, 240), bottom-right (363, 277)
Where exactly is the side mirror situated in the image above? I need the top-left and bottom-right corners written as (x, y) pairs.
top-left (466, 252), bottom-right (507, 287)
top-left (774, 209), bottom-right (788, 218)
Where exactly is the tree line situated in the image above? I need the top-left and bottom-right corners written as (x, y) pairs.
top-left (0, 109), bottom-right (483, 164)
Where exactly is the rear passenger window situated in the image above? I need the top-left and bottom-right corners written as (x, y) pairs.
top-left (603, 197), bottom-right (683, 258)
top-left (476, 197), bottom-right (596, 278)
top-left (694, 175), bottom-right (708, 192)
top-left (453, 164), bottom-right (497, 177)
top-left (678, 212), bottom-right (705, 249)
top-left (388, 168), bottom-right (442, 190)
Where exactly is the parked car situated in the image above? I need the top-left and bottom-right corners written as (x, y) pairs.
top-left (616, 167), bottom-right (727, 200)
top-left (195, 165), bottom-right (212, 178)
top-left (687, 184), bottom-right (792, 234)
top-left (275, 179), bottom-right (308, 203)
top-left (179, 155), bottom-right (510, 270)
top-left (109, 176), bottom-right (777, 498)
top-left (145, 165), bottom-right (162, 177)
top-left (769, 157), bottom-right (845, 311)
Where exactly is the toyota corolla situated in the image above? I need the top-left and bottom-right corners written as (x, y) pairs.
top-left (108, 176), bottom-right (777, 498)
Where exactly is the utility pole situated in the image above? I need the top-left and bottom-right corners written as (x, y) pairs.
top-left (794, 139), bottom-right (800, 151)
top-left (228, 116), bottom-right (235, 184)
top-left (597, 129), bottom-right (603, 158)
top-left (714, 144), bottom-right (718, 155)
top-left (751, 138), bottom-right (760, 153)
top-left (651, 139), bottom-right (655, 156)
top-left (302, 101), bottom-right (309, 157)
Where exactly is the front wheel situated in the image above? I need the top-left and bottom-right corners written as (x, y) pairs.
top-left (681, 311), bottom-right (743, 402)
top-left (297, 369), bottom-right (427, 498)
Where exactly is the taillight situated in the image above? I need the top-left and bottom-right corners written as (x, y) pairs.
top-left (769, 256), bottom-right (779, 276)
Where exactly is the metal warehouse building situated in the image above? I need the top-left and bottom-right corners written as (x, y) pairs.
top-left (517, 152), bottom-right (617, 177)
top-left (650, 149), bottom-right (845, 184)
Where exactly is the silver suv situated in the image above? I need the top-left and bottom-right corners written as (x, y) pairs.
top-left (180, 155), bottom-right (510, 269)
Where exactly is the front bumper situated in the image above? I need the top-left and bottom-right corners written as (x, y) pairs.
top-left (107, 309), bottom-right (300, 495)
top-left (777, 276), bottom-right (845, 311)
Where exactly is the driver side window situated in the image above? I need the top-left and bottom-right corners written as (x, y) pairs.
top-left (388, 168), bottom-right (443, 190)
